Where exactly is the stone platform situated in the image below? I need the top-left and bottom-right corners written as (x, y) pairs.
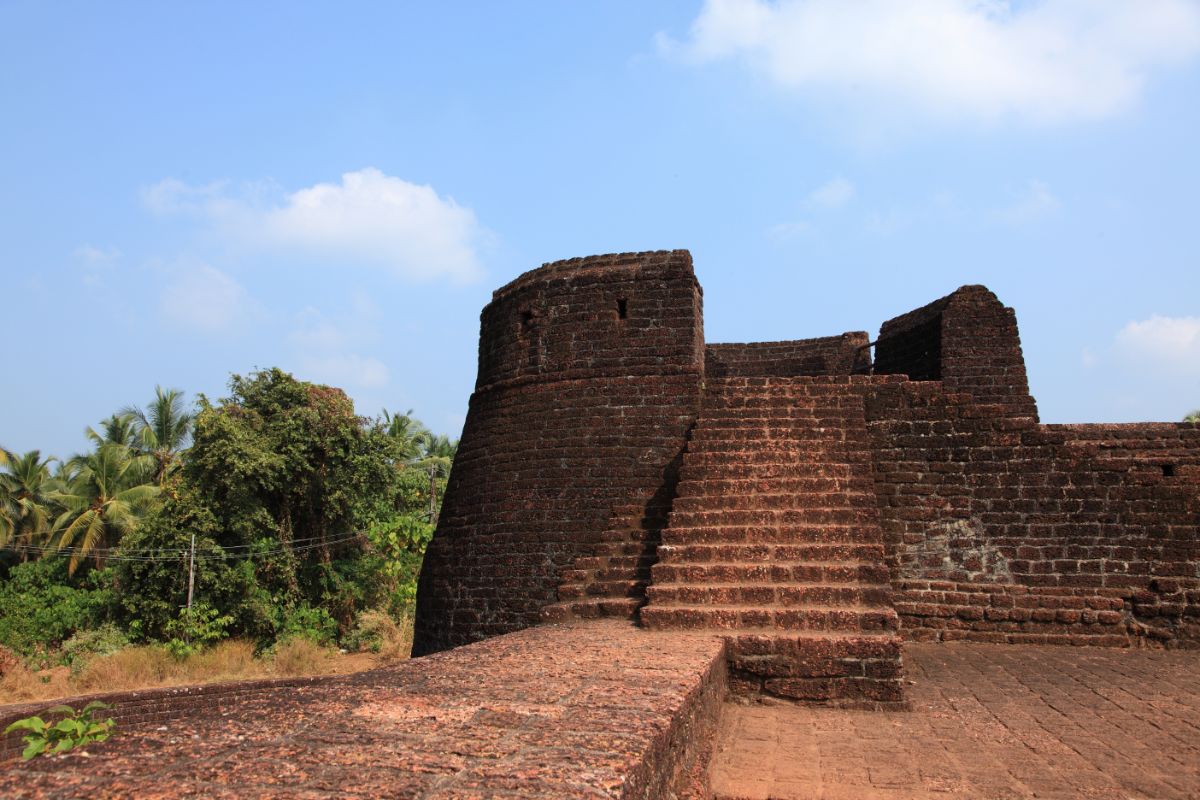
top-left (3, 627), bottom-right (1198, 799)
top-left (0, 621), bottom-right (725, 799)
top-left (711, 642), bottom-right (1200, 800)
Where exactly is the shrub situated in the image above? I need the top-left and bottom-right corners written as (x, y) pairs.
top-left (345, 610), bottom-right (411, 661)
top-left (164, 603), bottom-right (233, 659)
top-left (0, 560), bottom-right (114, 655)
top-left (280, 604), bottom-right (338, 647)
top-left (62, 624), bottom-right (130, 672)
top-left (4, 701), bottom-right (115, 760)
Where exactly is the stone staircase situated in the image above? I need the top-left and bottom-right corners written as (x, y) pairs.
top-left (640, 377), bottom-right (905, 705)
top-left (541, 497), bottom-right (673, 622)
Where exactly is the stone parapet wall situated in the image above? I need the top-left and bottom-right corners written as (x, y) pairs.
top-left (863, 381), bottom-right (1200, 646)
top-left (705, 332), bottom-right (871, 378)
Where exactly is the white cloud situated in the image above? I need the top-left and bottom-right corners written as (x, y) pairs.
top-left (143, 168), bottom-right (486, 283)
top-left (159, 264), bottom-right (252, 333)
top-left (662, 0), bottom-right (1200, 124)
top-left (73, 244), bottom-right (121, 263)
top-left (142, 179), bottom-right (230, 216)
top-left (994, 179), bottom-right (1060, 225)
top-left (298, 354), bottom-right (389, 389)
top-left (808, 176), bottom-right (855, 209)
top-left (1115, 315), bottom-right (1200, 374)
top-left (288, 306), bottom-right (389, 390)
top-left (769, 220), bottom-right (813, 240)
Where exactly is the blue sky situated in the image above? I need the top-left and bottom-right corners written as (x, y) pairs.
top-left (3, 0), bottom-right (1199, 458)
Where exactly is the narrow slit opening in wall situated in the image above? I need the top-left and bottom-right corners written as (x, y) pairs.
top-left (617, 298), bottom-right (628, 320)
top-left (520, 310), bottom-right (534, 331)
top-left (1162, 464), bottom-right (1176, 477)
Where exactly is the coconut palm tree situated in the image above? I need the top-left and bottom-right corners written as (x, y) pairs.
top-left (1186, 409), bottom-right (1200, 423)
top-left (0, 449), bottom-right (58, 557)
top-left (122, 386), bottom-right (193, 485)
top-left (86, 414), bottom-right (140, 449)
top-left (49, 443), bottom-right (160, 574)
top-left (382, 408), bottom-right (429, 462)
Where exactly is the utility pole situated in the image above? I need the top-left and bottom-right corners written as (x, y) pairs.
top-left (186, 533), bottom-right (196, 611)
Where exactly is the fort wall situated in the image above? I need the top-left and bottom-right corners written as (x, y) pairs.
top-left (413, 251), bottom-right (704, 654)
top-left (415, 253), bottom-right (1200, 660)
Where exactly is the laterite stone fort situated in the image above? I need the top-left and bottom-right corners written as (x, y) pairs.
top-left (4, 248), bottom-right (1199, 796)
top-left (414, 249), bottom-right (1200, 704)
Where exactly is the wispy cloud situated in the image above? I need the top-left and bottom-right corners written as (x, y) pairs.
top-left (288, 303), bottom-right (389, 390)
top-left (159, 264), bottom-right (253, 334)
top-left (993, 179), bottom-right (1060, 225)
top-left (297, 354), bottom-right (390, 389)
top-left (807, 176), bottom-right (855, 209)
top-left (770, 175), bottom-right (855, 239)
top-left (661, 0), bottom-right (1200, 125)
top-left (73, 244), bottom-right (121, 263)
top-left (143, 168), bottom-right (487, 284)
top-left (1115, 314), bottom-right (1200, 375)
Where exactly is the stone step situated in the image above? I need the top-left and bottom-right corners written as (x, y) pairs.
top-left (660, 524), bottom-right (883, 546)
top-left (557, 578), bottom-right (646, 601)
top-left (606, 503), bottom-right (673, 522)
top-left (573, 543), bottom-right (650, 568)
top-left (639, 605), bottom-right (899, 632)
top-left (656, 542), bottom-right (885, 563)
top-left (651, 561), bottom-right (889, 585)
top-left (645, 583), bottom-right (891, 607)
top-left (559, 561), bottom-right (655, 585)
top-left (540, 597), bottom-right (642, 624)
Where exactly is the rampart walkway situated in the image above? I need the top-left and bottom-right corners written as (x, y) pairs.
top-left (2, 622), bottom-right (1198, 799)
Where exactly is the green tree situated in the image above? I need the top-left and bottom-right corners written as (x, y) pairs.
top-left (381, 408), bottom-right (428, 462)
top-left (1185, 409), bottom-right (1200, 423)
top-left (49, 444), bottom-right (160, 574)
top-left (0, 449), bottom-right (58, 558)
top-left (122, 386), bottom-right (193, 485)
top-left (86, 414), bottom-right (140, 449)
top-left (146, 368), bottom-right (404, 635)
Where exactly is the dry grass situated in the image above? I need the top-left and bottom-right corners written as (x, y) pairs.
top-left (0, 660), bottom-right (45, 703)
top-left (271, 638), bottom-right (338, 677)
top-left (348, 610), bottom-right (413, 662)
top-left (0, 615), bottom-right (415, 707)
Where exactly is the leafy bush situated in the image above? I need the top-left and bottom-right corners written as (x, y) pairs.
top-left (345, 609), bottom-right (411, 660)
top-left (62, 624), bottom-right (130, 671)
top-left (364, 513), bottom-right (432, 614)
top-left (4, 702), bottom-right (115, 760)
top-left (164, 603), bottom-right (233, 658)
top-left (280, 604), bottom-right (339, 646)
top-left (0, 559), bottom-right (114, 655)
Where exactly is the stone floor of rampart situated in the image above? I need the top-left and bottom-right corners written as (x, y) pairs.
top-left (1, 622), bottom-right (1197, 799)
top-left (711, 643), bottom-right (1200, 799)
